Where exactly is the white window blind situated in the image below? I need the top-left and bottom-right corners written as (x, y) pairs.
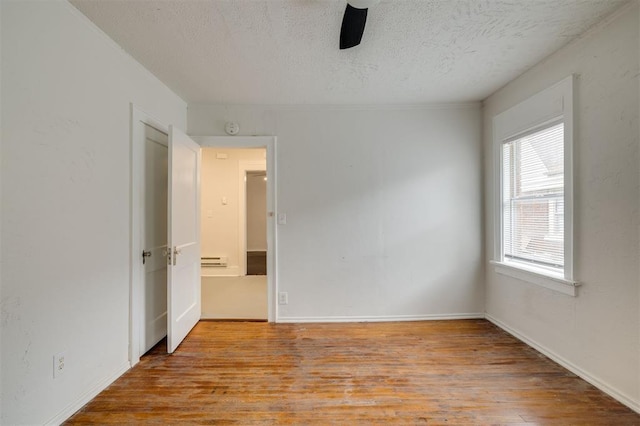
top-left (502, 121), bottom-right (564, 271)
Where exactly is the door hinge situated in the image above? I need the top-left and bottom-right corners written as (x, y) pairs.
top-left (173, 247), bottom-right (181, 266)
top-left (163, 247), bottom-right (180, 266)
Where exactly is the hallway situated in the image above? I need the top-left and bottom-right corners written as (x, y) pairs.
top-left (201, 276), bottom-right (267, 320)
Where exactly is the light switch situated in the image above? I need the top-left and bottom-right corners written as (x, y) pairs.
top-left (277, 213), bottom-right (287, 225)
top-left (222, 197), bottom-right (227, 205)
top-left (207, 209), bottom-right (214, 218)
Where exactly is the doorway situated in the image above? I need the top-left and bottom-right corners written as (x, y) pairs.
top-left (246, 171), bottom-right (267, 276)
top-left (130, 107), bottom-right (171, 365)
top-left (194, 135), bottom-right (277, 323)
top-left (130, 106), bottom-right (202, 365)
top-left (130, 129), bottom-right (277, 364)
top-left (200, 148), bottom-right (268, 320)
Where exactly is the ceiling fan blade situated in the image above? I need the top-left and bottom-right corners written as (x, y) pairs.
top-left (340, 3), bottom-right (368, 50)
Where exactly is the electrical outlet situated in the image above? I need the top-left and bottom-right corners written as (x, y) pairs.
top-left (278, 292), bottom-right (288, 305)
top-left (53, 352), bottom-right (66, 379)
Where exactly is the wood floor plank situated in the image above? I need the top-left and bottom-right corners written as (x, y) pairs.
top-left (65, 320), bottom-right (640, 425)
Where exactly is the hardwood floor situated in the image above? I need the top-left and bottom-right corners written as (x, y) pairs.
top-left (65, 320), bottom-right (639, 425)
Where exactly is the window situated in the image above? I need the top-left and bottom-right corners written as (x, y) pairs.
top-left (492, 76), bottom-right (578, 296)
top-left (503, 121), bottom-right (564, 271)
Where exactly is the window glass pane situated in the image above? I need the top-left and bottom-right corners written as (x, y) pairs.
top-left (502, 122), bottom-right (564, 269)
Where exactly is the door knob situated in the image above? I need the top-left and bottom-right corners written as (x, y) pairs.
top-left (142, 250), bottom-right (152, 265)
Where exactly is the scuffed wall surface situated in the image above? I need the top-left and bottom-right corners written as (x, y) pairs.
top-left (190, 104), bottom-right (485, 320)
top-left (483, 3), bottom-right (640, 408)
top-left (0, 1), bottom-right (186, 424)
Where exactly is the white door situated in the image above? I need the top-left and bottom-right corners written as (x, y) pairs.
top-left (142, 124), bottom-right (168, 353)
top-left (167, 125), bottom-right (201, 353)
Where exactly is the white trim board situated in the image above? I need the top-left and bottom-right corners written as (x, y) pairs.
top-left (45, 362), bottom-right (130, 426)
top-left (277, 313), bottom-right (485, 323)
top-left (201, 266), bottom-right (240, 277)
top-left (188, 102), bottom-right (481, 112)
top-left (200, 315), bottom-right (267, 321)
top-left (486, 314), bottom-right (640, 415)
top-left (490, 260), bottom-right (579, 297)
top-left (492, 75), bottom-right (576, 290)
top-left (193, 135), bottom-right (274, 148)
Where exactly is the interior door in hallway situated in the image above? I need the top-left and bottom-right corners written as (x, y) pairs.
top-left (167, 125), bottom-right (202, 353)
top-left (142, 124), bottom-right (168, 354)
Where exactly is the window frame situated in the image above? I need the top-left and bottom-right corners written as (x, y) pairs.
top-left (491, 75), bottom-right (579, 296)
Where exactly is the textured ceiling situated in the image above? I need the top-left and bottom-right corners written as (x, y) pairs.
top-left (70, 0), bottom-right (626, 105)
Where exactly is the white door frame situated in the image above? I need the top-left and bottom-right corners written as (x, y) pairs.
top-left (238, 160), bottom-right (266, 276)
top-left (194, 136), bottom-right (277, 323)
top-left (129, 104), bottom-right (169, 366)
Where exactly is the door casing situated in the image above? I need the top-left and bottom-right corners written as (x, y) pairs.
top-left (194, 136), bottom-right (277, 323)
top-left (131, 128), bottom-right (278, 366)
top-left (130, 104), bottom-right (170, 366)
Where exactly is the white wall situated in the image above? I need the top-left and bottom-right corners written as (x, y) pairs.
top-left (0, 1), bottom-right (187, 424)
top-left (190, 104), bottom-right (484, 321)
top-left (0, 1), bottom-right (4, 411)
top-left (201, 148), bottom-right (266, 276)
top-left (246, 173), bottom-right (267, 252)
top-left (483, 2), bottom-right (640, 410)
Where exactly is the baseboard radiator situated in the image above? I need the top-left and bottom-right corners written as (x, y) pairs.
top-left (201, 256), bottom-right (228, 267)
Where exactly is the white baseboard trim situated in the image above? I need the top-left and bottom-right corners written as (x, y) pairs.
top-left (276, 313), bottom-right (485, 323)
top-left (201, 266), bottom-right (239, 277)
top-left (486, 314), bottom-right (640, 414)
top-left (201, 314), bottom-right (266, 320)
top-left (45, 361), bottom-right (130, 426)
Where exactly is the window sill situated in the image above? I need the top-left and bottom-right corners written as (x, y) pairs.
top-left (490, 260), bottom-right (580, 296)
